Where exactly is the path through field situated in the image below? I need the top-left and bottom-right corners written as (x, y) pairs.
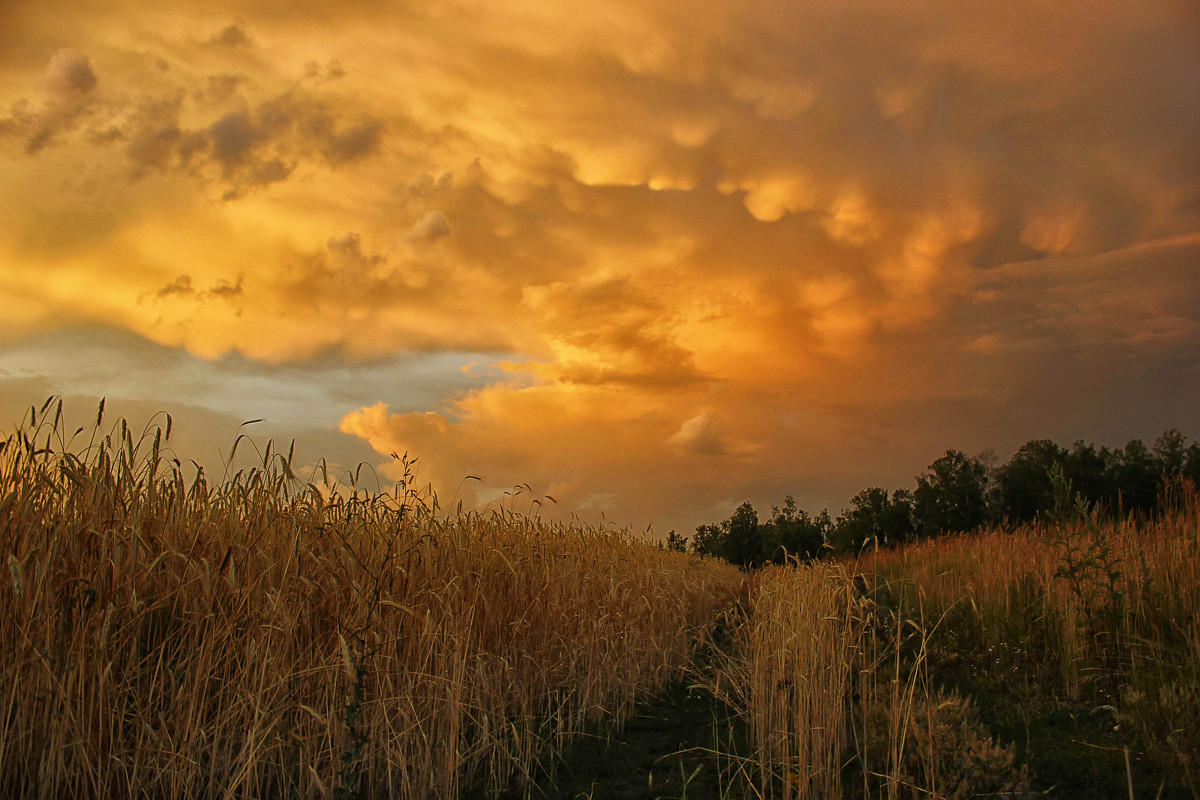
top-left (509, 676), bottom-right (746, 800)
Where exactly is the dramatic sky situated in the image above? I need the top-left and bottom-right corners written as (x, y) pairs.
top-left (2, 1), bottom-right (1198, 534)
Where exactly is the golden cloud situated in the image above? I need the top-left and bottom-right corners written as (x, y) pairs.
top-left (1, 0), bottom-right (1197, 530)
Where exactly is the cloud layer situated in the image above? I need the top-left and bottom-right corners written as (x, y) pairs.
top-left (1, 0), bottom-right (1198, 532)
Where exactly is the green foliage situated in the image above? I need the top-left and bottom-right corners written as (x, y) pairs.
top-left (335, 633), bottom-right (371, 800)
top-left (1045, 467), bottom-right (1125, 630)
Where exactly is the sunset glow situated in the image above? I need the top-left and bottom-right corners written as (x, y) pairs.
top-left (2, 0), bottom-right (1198, 533)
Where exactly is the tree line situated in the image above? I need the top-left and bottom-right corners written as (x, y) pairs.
top-left (665, 429), bottom-right (1200, 567)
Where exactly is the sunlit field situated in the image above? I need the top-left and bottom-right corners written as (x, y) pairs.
top-left (844, 495), bottom-right (1200, 798)
top-left (0, 401), bottom-right (747, 799)
top-left (709, 495), bottom-right (1198, 799)
top-left (3, 400), bottom-right (1198, 799)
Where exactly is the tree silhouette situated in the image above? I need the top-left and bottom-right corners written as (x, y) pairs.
top-left (993, 439), bottom-right (1066, 524)
top-left (725, 502), bottom-right (762, 568)
top-left (1113, 439), bottom-right (1158, 515)
top-left (914, 450), bottom-right (988, 537)
top-left (831, 487), bottom-right (914, 552)
top-left (762, 495), bottom-right (829, 562)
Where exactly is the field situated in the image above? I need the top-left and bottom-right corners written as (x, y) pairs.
top-left (2, 401), bottom-right (1198, 798)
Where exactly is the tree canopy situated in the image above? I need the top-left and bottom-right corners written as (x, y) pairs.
top-left (684, 427), bottom-right (1200, 565)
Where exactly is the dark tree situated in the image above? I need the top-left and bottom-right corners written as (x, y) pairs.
top-left (725, 501), bottom-right (762, 569)
top-left (762, 496), bottom-right (829, 562)
top-left (993, 439), bottom-right (1066, 524)
top-left (1112, 439), bottom-right (1159, 515)
top-left (690, 502), bottom-right (764, 568)
top-left (888, 489), bottom-right (917, 543)
top-left (691, 523), bottom-right (726, 561)
top-left (1063, 440), bottom-right (1116, 513)
top-left (664, 530), bottom-right (688, 553)
top-left (914, 450), bottom-right (988, 537)
top-left (1185, 442), bottom-right (1200, 488)
top-left (831, 487), bottom-right (914, 553)
top-left (1153, 429), bottom-right (1189, 476)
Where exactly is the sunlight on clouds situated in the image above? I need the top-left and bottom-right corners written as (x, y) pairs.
top-left (739, 175), bottom-right (821, 222)
top-left (1, 0), bottom-right (1197, 532)
top-left (338, 379), bottom-right (699, 522)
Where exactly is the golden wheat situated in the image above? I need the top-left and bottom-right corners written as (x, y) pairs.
top-left (0, 400), bottom-right (748, 799)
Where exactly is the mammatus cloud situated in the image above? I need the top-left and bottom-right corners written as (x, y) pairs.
top-left (16, 48), bottom-right (99, 154)
top-left (406, 211), bottom-right (451, 244)
top-left (38, 48), bottom-right (97, 99)
top-left (668, 412), bottom-right (757, 458)
top-left (0, 1), bottom-right (1197, 531)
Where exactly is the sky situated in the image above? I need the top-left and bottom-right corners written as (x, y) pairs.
top-left (1, 1), bottom-right (1199, 535)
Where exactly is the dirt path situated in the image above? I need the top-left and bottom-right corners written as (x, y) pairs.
top-left (513, 676), bottom-right (746, 800)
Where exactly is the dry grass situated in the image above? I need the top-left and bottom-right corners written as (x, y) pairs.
top-left (720, 493), bottom-right (1200, 799)
top-left (0, 400), bottom-right (748, 799)
top-left (711, 561), bottom-right (862, 800)
top-left (851, 492), bottom-right (1200, 701)
top-left (848, 491), bottom-right (1200, 796)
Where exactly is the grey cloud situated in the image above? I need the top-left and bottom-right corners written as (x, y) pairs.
top-left (209, 110), bottom-right (270, 173)
top-left (303, 60), bottom-right (346, 82)
top-left (281, 233), bottom-right (394, 308)
top-left (23, 125), bottom-right (55, 154)
top-left (669, 413), bottom-right (725, 455)
top-left (38, 49), bottom-right (96, 101)
top-left (157, 275), bottom-right (195, 298)
top-left (667, 412), bottom-right (745, 457)
top-left (123, 97), bottom-right (185, 173)
top-left (202, 74), bottom-right (248, 104)
top-left (151, 273), bottom-right (244, 303)
top-left (327, 233), bottom-right (386, 271)
top-left (303, 115), bottom-right (384, 164)
top-left (207, 274), bottom-right (245, 300)
top-left (11, 49), bottom-right (99, 154)
top-left (182, 96), bottom-right (386, 194)
top-left (209, 24), bottom-right (251, 49)
top-left (8, 49), bottom-right (388, 195)
top-left (966, 236), bottom-right (1200, 356)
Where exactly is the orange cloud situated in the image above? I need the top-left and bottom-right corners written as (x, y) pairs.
top-left (1, 0), bottom-right (1197, 532)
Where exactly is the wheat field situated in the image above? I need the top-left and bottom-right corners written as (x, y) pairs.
top-left (0, 400), bottom-right (747, 799)
top-left (4, 399), bottom-right (1198, 799)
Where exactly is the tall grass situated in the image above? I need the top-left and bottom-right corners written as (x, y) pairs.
top-left (719, 493), bottom-right (1199, 799)
top-left (711, 562), bottom-right (862, 799)
top-left (850, 491), bottom-right (1200, 796)
top-left (853, 492), bottom-right (1200, 702)
top-left (0, 399), bottom-right (748, 799)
